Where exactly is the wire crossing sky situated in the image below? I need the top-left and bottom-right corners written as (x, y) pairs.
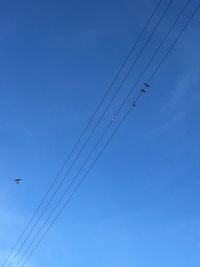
top-left (4, 0), bottom-right (174, 265)
top-left (8, 2), bottom-right (198, 266)
top-left (18, 6), bottom-right (200, 267)
top-left (3, 1), bottom-right (164, 266)
top-left (2, 3), bottom-right (164, 265)
top-left (5, 1), bottom-right (171, 265)
top-left (0, 1), bottom-right (200, 267)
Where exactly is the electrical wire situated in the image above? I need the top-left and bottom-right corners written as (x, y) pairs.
top-left (20, 90), bottom-right (143, 267)
top-left (19, 6), bottom-right (199, 266)
top-left (15, 2), bottom-right (192, 264)
top-left (9, 0), bottom-right (186, 266)
top-left (113, 0), bottom-right (192, 118)
top-left (148, 6), bottom-right (199, 83)
top-left (1, 2), bottom-right (162, 266)
top-left (6, 2), bottom-right (172, 267)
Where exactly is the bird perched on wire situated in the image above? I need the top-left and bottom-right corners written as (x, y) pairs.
top-left (14, 178), bottom-right (22, 184)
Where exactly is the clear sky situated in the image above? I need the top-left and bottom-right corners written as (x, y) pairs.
top-left (0, 0), bottom-right (200, 267)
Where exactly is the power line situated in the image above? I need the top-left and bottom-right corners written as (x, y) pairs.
top-left (2, 1), bottom-right (162, 267)
top-left (9, 1), bottom-right (181, 265)
top-left (6, 2), bottom-right (170, 266)
top-left (15, 122), bottom-right (114, 267)
top-left (19, 6), bottom-right (199, 266)
top-left (1, 249), bottom-right (13, 267)
top-left (16, 0), bottom-right (192, 262)
top-left (113, 0), bottom-right (192, 118)
top-left (147, 5), bottom-right (199, 83)
top-left (20, 90), bottom-right (143, 267)
top-left (2, 2), bottom-right (162, 266)
top-left (5, 0), bottom-right (195, 266)
top-left (12, 1), bottom-right (196, 266)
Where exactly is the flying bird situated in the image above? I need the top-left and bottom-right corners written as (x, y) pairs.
top-left (15, 178), bottom-right (22, 184)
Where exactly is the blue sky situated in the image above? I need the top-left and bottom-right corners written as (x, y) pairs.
top-left (0, 0), bottom-right (200, 266)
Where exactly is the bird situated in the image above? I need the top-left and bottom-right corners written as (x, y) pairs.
top-left (15, 178), bottom-right (22, 184)
top-left (144, 82), bottom-right (150, 88)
